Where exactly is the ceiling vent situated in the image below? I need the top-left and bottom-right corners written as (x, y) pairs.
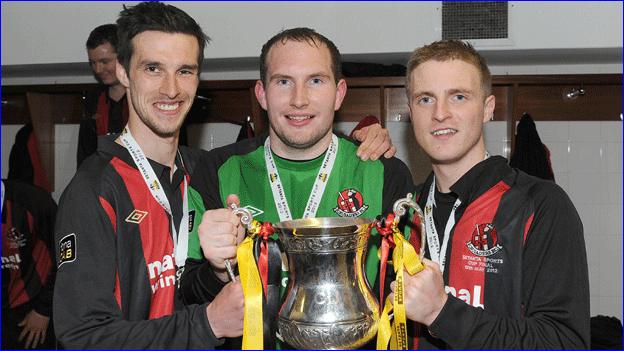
top-left (442, 2), bottom-right (508, 40)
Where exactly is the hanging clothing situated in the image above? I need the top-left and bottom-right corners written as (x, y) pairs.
top-left (236, 117), bottom-right (255, 142)
top-left (7, 123), bottom-right (51, 192)
top-left (509, 112), bottom-right (555, 181)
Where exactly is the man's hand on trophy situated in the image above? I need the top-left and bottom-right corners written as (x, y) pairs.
top-left (389, 258), bottom-right (448, 327)
top-left (198, 194), bottom-right (245, 281)
top-left (206, 280), bottom-right (244, 338)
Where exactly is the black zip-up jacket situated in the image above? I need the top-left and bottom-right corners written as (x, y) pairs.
top-left (407, 156), bottom-right (590, 349)
top-left (54, 135), bottom-right (222, 349)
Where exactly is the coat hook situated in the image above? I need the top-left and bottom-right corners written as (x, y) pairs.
top-left (564, 86), bottom-right (585, 100)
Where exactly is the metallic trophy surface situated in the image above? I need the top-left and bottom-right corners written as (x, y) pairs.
top-left (274, 217), bottom-right (379, 350)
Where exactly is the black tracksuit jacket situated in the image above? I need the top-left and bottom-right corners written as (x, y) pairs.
top-left (406, 156), bottom-right (590, 349)
top-left (54, 135), bottom-right (221, 349)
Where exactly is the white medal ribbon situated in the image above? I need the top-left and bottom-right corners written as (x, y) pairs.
top-left (119, 127), bottom-right (189, 268)
top-left (424, 178), bottom-right (461, 274)
top-left (264, 134), bottom-right (338, 221)
top-left (425, 151), bottom-right (490, 274)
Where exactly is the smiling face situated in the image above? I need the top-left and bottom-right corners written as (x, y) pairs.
top-left (255, 39), bottom-right (347, 159)
top-left (88, 42), bottom-right (119, 86)
top-left (116, 31), bottom-right (199, 139)
top-left (408, 59), bottom-right (495, 171)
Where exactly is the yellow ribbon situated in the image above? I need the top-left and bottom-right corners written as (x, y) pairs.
top-left (377, 225), bottom-right (425, 350)
top-left (237, 233), bottom-right (264, 349)
top-left (376, 296), bottom-right (394, 349)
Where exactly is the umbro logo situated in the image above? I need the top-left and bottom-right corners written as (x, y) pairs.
top-left (243, 205), bottom-right (264, 217)
top-left (126, 210), bottom-right (148, 224)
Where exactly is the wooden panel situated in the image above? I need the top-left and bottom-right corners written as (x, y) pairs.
top-left (187, 88), bottom-right (253, 124)
top-left (52, 93), bottom-right (84, 124)
top-left (385, 87), bottom-right (409, 122)
top-left (515, 84), bottom-right (622, 121)
top-left (336, 87), bottom-right (381, 122)
top-left (2, 93), bottom-right (31, 124)
top-left (26, 93), bottom-right (55, 191)
top-left (385, 85), bottom-right (512, 122)
top-left (492, 74), bottom-right (620, 86)
top-left (249, 86), bottom-right (269, 135)
top-left (491, 86), bottom-right (511, 122)
top-left (2, 92), bottom-right (84, 124)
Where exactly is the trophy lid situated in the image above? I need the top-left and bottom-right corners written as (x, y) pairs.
top-left (273, 217), bottom-right (373, 237)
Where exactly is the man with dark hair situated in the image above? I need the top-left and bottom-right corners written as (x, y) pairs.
top-left (180, 27), bottom-right (413, 348)
top-left (78, 23), bottom-right (128, 167)
top-left (391, 40), bottom-right (590, 349)
top-left (54, 2), bottom-right (244, 348)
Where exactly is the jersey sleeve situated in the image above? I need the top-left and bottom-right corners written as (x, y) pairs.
top-left (180, 150), bottom-right (229, 305)
top-left (31, 188), bottom-right (57, 317)
top-left (428, 182), bottom-right (590, 349)
top-left (349, 115), bottom-right (380, 138)
top-left (53, 175), bottom-right (222, 349)
top-left (380, 156), bottom-right (415, 215)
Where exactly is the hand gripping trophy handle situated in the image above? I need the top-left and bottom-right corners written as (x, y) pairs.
top-left (224, 203), bottom-right (253, 282)
top-left (392, 193), bottom-right (426, 260)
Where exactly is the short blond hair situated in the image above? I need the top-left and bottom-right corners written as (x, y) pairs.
top-left (405, 40), bottom-right (491, 97)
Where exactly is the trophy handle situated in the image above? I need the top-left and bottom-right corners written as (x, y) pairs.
top-left (223, 203), bottom-right (255, 282)
top-left (392, 193), bottom-right (426, 260)
top-left (230, 203), bottom-right (253, 229)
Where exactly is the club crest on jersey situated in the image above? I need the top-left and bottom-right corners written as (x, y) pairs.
top-left (466, 223), bottom-right (502, 256)
top-left (58, 233), bottom-right (77, 267)
top-left (126, 209), bottom-right (148, 224)
top-left (7, 227), bottom-right (27, 248)
top-left (333, 188), bottom-right (369, 218)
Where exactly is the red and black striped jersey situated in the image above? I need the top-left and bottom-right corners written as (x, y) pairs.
top-left (407, 156), bottom-right (589, 349)
top-left (2, 179), bottom-right (56, 316)
top-left (53, 135), bottom-right (220, 349)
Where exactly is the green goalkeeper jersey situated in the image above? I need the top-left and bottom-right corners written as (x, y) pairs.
top-left (182, 133), bottom-right (413, 303)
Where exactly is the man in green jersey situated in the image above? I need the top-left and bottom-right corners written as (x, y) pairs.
top-left (180, 28), bottom-right (413, 347)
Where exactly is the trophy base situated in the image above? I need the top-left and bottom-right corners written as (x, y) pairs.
top-left (278, 315), bottom-right (377, 350)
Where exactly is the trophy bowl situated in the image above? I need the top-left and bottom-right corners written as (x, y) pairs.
top-left (274, 217), bottom-right (379, 350)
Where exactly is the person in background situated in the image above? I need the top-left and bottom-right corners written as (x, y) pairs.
top-left (180, 27), bottom-right (413, 348)
top-left (392, 39), bottom-right (590, 349)
top-left (2, 125), bottom-right (57, 350)
top-left (53, 2), bottom-right (244, 348)
top-left (78, 23), bottom-right (128, 167)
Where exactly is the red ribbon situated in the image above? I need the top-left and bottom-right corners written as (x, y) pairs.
top-left (375, 213), bottom-right (396, 312)
top-left (257, 222), bottom-right (274, 297)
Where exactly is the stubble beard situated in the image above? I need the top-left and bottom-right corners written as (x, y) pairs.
top-left (135, 104), bottom-right (187, 139)
top-left (272, 122), bottom-right (332, 151)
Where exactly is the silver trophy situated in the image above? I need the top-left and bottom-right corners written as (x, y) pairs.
top-left (274, 217), bottom-right (378, 349)
top-left (234, 194), bottom-right (425, 349)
